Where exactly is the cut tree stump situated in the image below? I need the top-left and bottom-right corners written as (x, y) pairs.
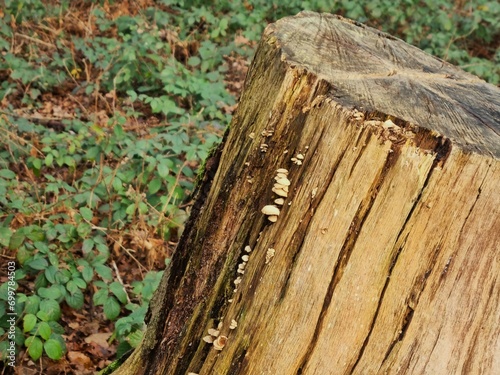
top-left (114, 12), bottom-right (500, 375)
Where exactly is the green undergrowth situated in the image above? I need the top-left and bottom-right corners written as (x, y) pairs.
top-left (0, 0), bottom-right (498, 368)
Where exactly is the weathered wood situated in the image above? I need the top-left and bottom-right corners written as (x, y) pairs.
top-left (114, 12), bottom-right (500, 375)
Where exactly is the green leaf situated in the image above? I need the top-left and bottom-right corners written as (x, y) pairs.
top-left (82, 238), bottom-right (94, 253)
top-left (25, 295), bottom-right (41, 315)
top-left (110, 282), bottom-right (128, 304)
top-left (45, 153), bottom-right (54, 167)
top-left (112, 176), bottom-right (123, 192)
top-left (64, 155), bottom-right (76, 167)
top-left (0, 227), bottom-right (11, 247)
top-left (104, 297), bottom-right (121, 320)
top-left (26, 227), bottom-right (45, 241)
top-left (127, 89), bottom-right (137, 101)
top-left (138, 202), bottom-right (148, 214)
top-left (79, 207), bottom-right (93, 221)
top-left (188, 56), bottom-right (201, 67)
top-left (72, 277), bottom-right (87, 289)
top-left (39, 299), bottom-right (61, 321)
top-left (66, 289), bottom-right (84, 309)
top-left (23, 314), bottom-right (37, 332)
top-left (44, 338), bottom-right (63, 360)
top-left (26, 336), bottom-right (43, 361)
top-left (127, 329), bottom-right (143, 348)
top-left (45, 266), bottom-right (58, 283)
top-left (116, 341), bottom-right (132, 359)
top-left (32, 158), bottom-right (42, 170)
top-left (9, 231), bottom-right (25, 250)
top-left (55, 270), bottom-right (70, 284)
top-left (93, 287), bottom-right (108, 306)
top-left (66, 280), bottom-right (79, 294)
top-left (38, 321), bottom-right (52, 340)
top-left (0, 169), bottom-right (16, 179)
top-left (148, 178), bottom-right (162, 194)
top-left (48, 321), bottom-right (65, 334)
top-left (27, 257), bottom-right (49, 270)
top-left (36, 310), bottom-right (50, 322)
top-left (82, 265), bottom-right (94, 282)
top-left (94, 264), bottom-right (113, 281)
top-left (86, 146), bottom-right (101, 161)
top-left (38, 286), bottom-right (62, 300)
top-left (125, 203), bottom-right (136, 216)
top-left (34, 241), bottom-right (49, 253)
top-left (157, 161), bottom-right (170, 178)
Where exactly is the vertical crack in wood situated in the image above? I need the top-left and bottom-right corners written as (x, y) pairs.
top-left (278, 140), bottom-right (348, 302)
top-left (351, 131), bottom-right (453, 372)
top-left (296, 142), bottom-right (392, 372)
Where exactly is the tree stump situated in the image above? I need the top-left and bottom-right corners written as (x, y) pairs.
top-left (114, 12), bottom-right (500, 375)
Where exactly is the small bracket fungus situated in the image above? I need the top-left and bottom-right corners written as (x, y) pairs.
top-left (207, 328), bottom-right (220, 337)
top-left (352, 110), bottom-right (365, 121)
top-left (213, 336), bottom-right (228, 351)
top-left (275, 177), bottom-right (291, 186)
top-left (267, 215), bottom-right (278, 222)
top-left (261, 205), bottom-right (280, 216)
top-left (274, 198), bottom-right (285, 205)
top-left (203, 335), bottom-right (214, 344)
top-left (272, 186), bottom-right (288, 198)
top-left (244, 245), bottom-right (252, 253)
top-left (383, 119), bottom-right (399, 129)
top-left (275, 173), bottom-right (288, 180)
top-left (261, 129), bottom-right (274, 137)
top-left (265, 248), bottom-right (276, 264)
top-left (311, 187), bottom-right (318, 199)
top-left (229, 319), bottom-right (238, 330)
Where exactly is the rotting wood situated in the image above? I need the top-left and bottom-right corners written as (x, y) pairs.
top-left (113, 12), bottom-right (500, 375)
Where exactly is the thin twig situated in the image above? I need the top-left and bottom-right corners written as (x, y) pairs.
top-left (111, 260), bottom-right (132, 304)
top-left (15, 33), bottom-right (56, 49)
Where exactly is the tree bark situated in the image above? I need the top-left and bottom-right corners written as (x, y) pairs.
top-left (114, 12), bottom-right (500, 375)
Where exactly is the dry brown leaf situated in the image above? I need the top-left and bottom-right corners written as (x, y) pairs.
top-left (68, 351), bottom-right (92, 368)
top-left (84, 332), bottom-right (112, 348)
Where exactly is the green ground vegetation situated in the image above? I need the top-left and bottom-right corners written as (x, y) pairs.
top-left (0, 0), bottom-right (498, 369)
